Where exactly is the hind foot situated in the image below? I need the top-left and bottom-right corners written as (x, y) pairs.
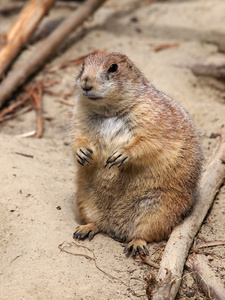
top-left (73, 223), bottom-right (99, 241)
top-left (124, 238), bottom-right (149, 256)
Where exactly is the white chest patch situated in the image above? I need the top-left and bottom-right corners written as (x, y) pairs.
top-left (99, 117), bottom-right (126, 139)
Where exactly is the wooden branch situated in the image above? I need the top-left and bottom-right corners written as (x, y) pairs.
top-left (186, 57), bottom-right (225, 79)
top-left (0, 2), bottom-right (25, 15)
top-left (31, 83), bottom-right (44, 138)
top-left (152, 125), bottom-right (225, 300)
top-left (57, 99), bottom-right (74, 107)
top-left (29, 18), bottom-right (65, 44)
top-left (0, 92), bottom-right (31, 120)
top-left (0, 0), bottom-right (107, 109)
top-left (186, 254), bottom-right (225, 300)
top-left (0, 0), bottom-right (56, 79)
top-left (0, 1), bottom-right (79, 15)
top-left (0, 79), bottom-right (58, 124)
top-left (139, 253), bottom-right (160, 269)
top-left (46, 50), bottom-right (102, 72)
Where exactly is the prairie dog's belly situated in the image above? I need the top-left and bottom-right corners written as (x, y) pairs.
top-left (82, 167), bottom-right (141, 239)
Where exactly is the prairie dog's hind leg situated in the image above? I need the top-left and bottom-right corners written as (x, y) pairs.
top-left (124, 238), bottom-right (149, 256)
top-left (73, 223), bottom-right (99, 241)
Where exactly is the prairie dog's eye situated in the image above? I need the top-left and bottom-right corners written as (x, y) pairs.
top-left (108, 64), bottom-right (118, 73)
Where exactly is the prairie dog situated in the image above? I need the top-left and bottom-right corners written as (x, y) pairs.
top-left (71, 52), bottom-right (202, 255)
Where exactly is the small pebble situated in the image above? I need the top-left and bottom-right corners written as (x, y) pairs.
top-left (130, 16), bottom-right (138, 23)
top-left (209, 132), bottom-right (218, 139)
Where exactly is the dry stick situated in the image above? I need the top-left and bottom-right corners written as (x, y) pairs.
top-left (58, 241), bottom-right (126, 284)
top-left (152, 125), bottom-right (225, 300)
top-left (0, 2), bottom-right (26, 15)
top-left (196, 240), bottom-right (225, 250)
top-left (186, 57), bottom-right (225, 80)
top-left (32, 84), bottom-right (44, 138)
top-left (0, 79), bottom-right (58, 123)
top-left (0, 90), bottom-right (33, 119)
top-left (15, 130), bottom-right (36, 138)
top-left (29, 17), bottom-right (65, 44)
top-left (0, 0), bottom-right (107, 109)
top-left (139, 253), bottom-right (160, 269)
top-left (57, 99), bottom-right (74, 106)
top-left (0, 0), bottom-right (56, 79)
top-left (46, 49), bottom-right (102, 72)
top-left (186, 254), bottom-right (225, 300)
top-left (153, 43), bottom-right (179, 52)
top-left (0, 104), bottom-right (32, 124)
top-left (0, 1), bottom-right (79, 15)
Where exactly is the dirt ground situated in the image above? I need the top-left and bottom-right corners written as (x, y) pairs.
top-left (0, 0), bottom-right (225, 299)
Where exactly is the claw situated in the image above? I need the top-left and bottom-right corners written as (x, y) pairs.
top-left (77, 160), bottom-right (84, 166)
top-left (87, 148), bottom-right (93, 154)
top-left (123, 245), bottom-right (129, 254)
top-left (118, 157), bottom-right (128, 168)
top-left (105, 153), bottom-right (122, 168)
top-left (124, 238), bottom-right (149, 256)
top-left (73, 232), bottom-right (84, 240)
top-left (80, 149), bottom-right (93, 161)
top-left (82, 156), bottom-right (92, 165)
top-left (137, 245), bottom-right (144, 254)
top-left (143, 245), bottom-right (149, 256)
top-left (105, 155), bottom-right (113, 168)
top-left (76, 147), bottom-right (93, 166)
top-left (109, 162), bottom-right (116, 169)
top-left (76, 154), bottom-right (86, 165)
top-left (88, 231), bottom-right (93, 240)
top-left (73, 223), bottom-right (99, 241)
top-left (132, 247), bottom-right (137, 256)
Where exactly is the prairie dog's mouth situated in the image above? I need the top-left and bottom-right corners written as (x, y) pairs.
top-left (82, 90), bottom-right (102, 101)
top-left (88, 96), bottom-right (101, 101)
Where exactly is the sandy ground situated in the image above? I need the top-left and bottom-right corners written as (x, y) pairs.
top-left (0, 0), bottom-right (225, 299)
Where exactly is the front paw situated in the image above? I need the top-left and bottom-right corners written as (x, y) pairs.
top-left (105, 149), bottom-right (128, 168)
top-left (76, 147), bottom-right (93, 166)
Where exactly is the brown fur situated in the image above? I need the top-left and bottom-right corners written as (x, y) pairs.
top-left (71, 52), bottom-right (202, 254)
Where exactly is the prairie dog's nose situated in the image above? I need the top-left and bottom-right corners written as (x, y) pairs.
top-left (81, 76), bottom-right (92, 91)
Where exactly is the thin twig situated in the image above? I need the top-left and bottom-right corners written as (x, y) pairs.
top-left (0, 79), bottom-right (59, 126)
top-left (0, 105), bottom-right (33, 124)
top-left (15, 152), bottom-right (34, 158)
top-left (0, 90), bottom-right (33, 119)
top-left (58, 241), bottom-right (126, 285)
top-left (15, 130), bottom-right (36, 138)
top-left (31, 83), bottom-right (44, 138)
top-left (46, 50), bottom-right (102, 73)
top-left (139, 253), bottom-right (160, 269)
top-left (153, 43), bottom-right (179, 52)
top-left (196, 240), bottom-right (225, 251)
top-left (57, 99), bottom-right (74, 106)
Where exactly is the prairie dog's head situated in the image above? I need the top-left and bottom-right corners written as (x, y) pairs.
top-left (76, 52), bottom-right (146, 112)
